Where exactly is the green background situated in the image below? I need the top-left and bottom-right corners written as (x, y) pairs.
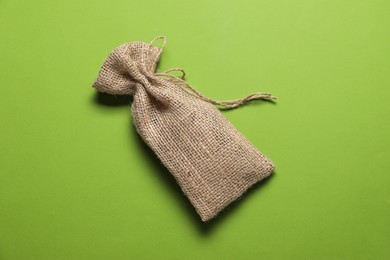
top-left (1, 0), bottom-right (389, 259)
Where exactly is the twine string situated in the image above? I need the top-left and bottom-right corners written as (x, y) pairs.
top-left (150, 36), bottom-right (276, 109)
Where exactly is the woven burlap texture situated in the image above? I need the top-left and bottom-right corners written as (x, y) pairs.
top-left (93, 36), bottom-right (275, 221)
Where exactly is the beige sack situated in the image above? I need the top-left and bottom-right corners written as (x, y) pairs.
top-left (93, 36), bottom-right (275, 221)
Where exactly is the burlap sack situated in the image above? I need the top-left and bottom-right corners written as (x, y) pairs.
top-left (93, 36), bottom-right (275, 221)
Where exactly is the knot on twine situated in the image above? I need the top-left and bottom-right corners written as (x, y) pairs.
top-left (93, 36), bottom-right (276, 109)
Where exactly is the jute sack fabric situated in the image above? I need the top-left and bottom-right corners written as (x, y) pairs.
top-left (93, 36), bottom-right (275, 221)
